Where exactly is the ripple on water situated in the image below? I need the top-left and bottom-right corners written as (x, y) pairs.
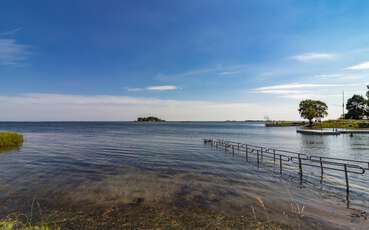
top-left (0, 122), bottom-right (368, 228)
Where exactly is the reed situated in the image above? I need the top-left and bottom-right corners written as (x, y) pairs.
top-left (0, 132), bottom-right (24, 150)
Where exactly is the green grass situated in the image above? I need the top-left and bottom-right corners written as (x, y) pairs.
top-left (312, 119), bottom-right (369, 129)
top-left (265, 121), bottom-right (306, 127)
top-left (0, 132), bottom-right (24, 150)
top-left (0, 219), bottom-right (57, 230)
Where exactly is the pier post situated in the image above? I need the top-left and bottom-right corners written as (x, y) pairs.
top-left (260, 147), bottom-right (263, 162)
top-left (245, 145), bottom-right (248, 161)
top-left (320, 157), bottom-right (324, 183)
top-left (298, 155), bottom-right (303, 184)
top-left (232, 145), bottom-right (234, 156)
top-left (279, 155), bottom-right (282, 175)
top-left (344, 164), bottom-right (350, 207)
top-left (273, 149), bottom-right (276, 165)
top-left (257, 150), bottom-right (260, 168)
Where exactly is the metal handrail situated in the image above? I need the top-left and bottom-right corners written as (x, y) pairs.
top-left (203, 138), bottom-right (369, 207)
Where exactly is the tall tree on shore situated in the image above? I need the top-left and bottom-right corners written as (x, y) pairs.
top-left (298, 99), bottom-right (328, 126)
top-left (345, 95), bottom-right (366, 119)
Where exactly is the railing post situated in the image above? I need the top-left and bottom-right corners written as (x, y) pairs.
top-left (320, 157), bottom-right (324, 183)
top-left (279, 155), bottom-right (282, 175)
top-left (260, 147), bottom-right (263, 162)
top-left (344, 164), bottom-right (350, 207)
top-left (298, 154), bottom-right (303, 184)
top-left (245, 145), bottom-right (248, 162)
top-left (203, 139), bottom-right (369, 205)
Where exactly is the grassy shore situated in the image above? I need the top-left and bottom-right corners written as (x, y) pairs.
top-left (312, 119), bottom-right (369, 129)
top-left (0, 132), bottom-right (24, 150)
top-left (0, 219), bottom-right (55, 230)
top-left (265, 121), bottom-right (306, 127)
top-left (266, 119), bottom-right (369, 129)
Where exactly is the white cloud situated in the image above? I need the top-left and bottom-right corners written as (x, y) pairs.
top-left (0, 27), bottom-right (22, 36)
top-left (127, 88), bottom-right (144, 92)
top-left (146, 85), bottom-right (177, 91)
top-left (156, 64), bottom-right (249, 81)
top-left (0, 39), bottom-right (29, 65)
top-left (255, 89), bottom-right (306, 95)
top-left (290, 52), bottom-right (336, 62)
top-left (345, 61), bottom-right (369, 70)
top-left (127, 85), bottom-right (177, 92)
top-left (252, 83), bottom-right (344, 102)
top-left (218, 70), bottom-right (241, 76)
top-left (254, 83), bottom-right (339, 91)
top-left (314, 74), bottom-right (343, 79)
top-left (156, 67), bottom-right (216, 81)
top-left (0, 93), bottom-right (300, 121)
top-left (315, 73), bottom-right (367, 81)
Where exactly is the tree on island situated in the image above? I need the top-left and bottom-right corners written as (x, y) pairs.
top-left (298, 99), bottom-right (328, 126)
top-left (345, 94), bottom-right (367, 119)
top-left (136, 116), bottom-right (165, 122)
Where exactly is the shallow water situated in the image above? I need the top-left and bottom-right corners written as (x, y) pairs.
top-left (0, 122), bottom-right (368, 228)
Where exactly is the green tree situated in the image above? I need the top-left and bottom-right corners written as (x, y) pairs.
top-left (345, 94), bottom-right (366, 119)
top-left (298, 99), bottom-right (328, 126)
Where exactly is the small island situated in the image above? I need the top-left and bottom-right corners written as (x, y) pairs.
top-left (136, 116), bottom-right (165, 122)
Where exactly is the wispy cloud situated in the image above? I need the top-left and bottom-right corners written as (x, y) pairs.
top-left (254, 83), bottom-right (339, 91)
top-left (290, 52), bottom-right (336, 62)
top-left (146, 85), bottom-right (177, 91)
top-left (314, 74), bottom-right (343, 79)
top-left (315, 73), bottom-right (367, 81)
top-left (218, 70), bottom-right (242, 76)
top-left (0, 39), bottom-right (30, 65)
top-left (127, 88), bottom-right (144, 92)
top-left (253, 83), bottom-right (341, 100)
top-left (345, 61), bottom-right (369, 70)
top-left (127, 85), bottom-right (177, 92)
top-left (0, 27), bottom-right (22, 36)
top-left (156, 68), bottom-right (216, 81)
top-left (156, 64), bottom-right (249, 81)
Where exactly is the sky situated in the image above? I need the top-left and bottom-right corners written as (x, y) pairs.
top-left (0, 0), bottom-right (369, 121)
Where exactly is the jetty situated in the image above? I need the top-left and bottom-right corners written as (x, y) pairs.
top-left (296, 128), bottom-right (369, 135)
top-left (203, 138), bottom-right (369, 207)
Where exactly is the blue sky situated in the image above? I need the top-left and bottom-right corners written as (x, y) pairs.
top-left (1, 0), bottom-right (369, 121)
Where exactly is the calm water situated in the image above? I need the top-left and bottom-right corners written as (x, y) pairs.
top-left (1, 122), bottom-right (369, 227)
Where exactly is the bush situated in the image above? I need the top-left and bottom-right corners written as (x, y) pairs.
top-left (313, 119), bottom-right (369, 129)
top-left (0, 132), bottom-right (24, 149)
top-left (358, 122), bottom-right (369, 128)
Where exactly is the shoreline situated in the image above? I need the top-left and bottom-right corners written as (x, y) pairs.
top-left (266, 119), bottom-right (369, 130)
top-left (1, 167), bottom-right (365, 230)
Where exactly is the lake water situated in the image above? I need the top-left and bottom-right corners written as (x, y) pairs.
top-left (0, 122), bottom-right (368, 229)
